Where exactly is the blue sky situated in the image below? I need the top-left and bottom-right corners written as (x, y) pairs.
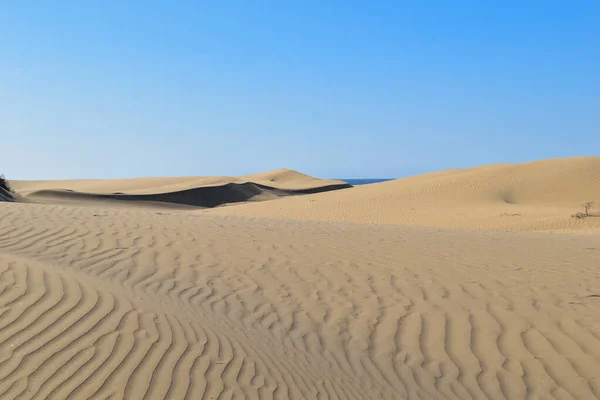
top-left (2, 1), bottom-right (599, 179)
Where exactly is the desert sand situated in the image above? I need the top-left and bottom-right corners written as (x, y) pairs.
top-left (1, 157), bottom-right (599, 399)
top-left (11, 169), bottom-right (350, 209)
top-left (205, 156), bottom-right (600, 233)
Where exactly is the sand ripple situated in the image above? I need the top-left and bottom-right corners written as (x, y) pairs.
top-left (1, 203), bottom-right (599, 399)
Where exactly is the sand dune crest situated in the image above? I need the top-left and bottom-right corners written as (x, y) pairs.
top-left (11, 169), bottom-right (351, 209)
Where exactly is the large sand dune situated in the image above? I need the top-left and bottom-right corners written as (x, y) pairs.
top-left (1, 157), bottom-right (599, 399)
top-left (205, 156), bottom-right (600, 233)
top-left (11, 169), bottom-right (351, 209)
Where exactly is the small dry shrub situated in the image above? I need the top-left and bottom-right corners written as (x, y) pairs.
top-left (0, 175), bottom-right (12, 193)
top-left (572, 202), bottom-right (596, 218)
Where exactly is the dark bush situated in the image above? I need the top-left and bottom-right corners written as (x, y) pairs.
top-left (0, 174), bottom-right (13, 193)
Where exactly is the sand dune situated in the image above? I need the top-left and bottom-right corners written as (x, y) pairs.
top-left (2, 157), bottom-right (600, 399)
top-left (1, 202), bottom-right (599, 399)
top-left (11, 169), bottom-right (350, 209)
top-left (205, 156), bottom-right (600, 233)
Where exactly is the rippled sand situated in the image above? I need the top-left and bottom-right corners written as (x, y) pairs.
top-left (1, 202), bottom-right (599, 399)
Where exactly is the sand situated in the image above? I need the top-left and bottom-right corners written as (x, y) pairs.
top-left (205, 156), bottom-right (600, 233)
top-left (11, 169), bottom-right (350, 209)
top-left (1, 157), bottom-right (599, 399)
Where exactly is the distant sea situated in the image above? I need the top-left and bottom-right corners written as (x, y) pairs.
top-left (337, 179), bottom-right (393, 186)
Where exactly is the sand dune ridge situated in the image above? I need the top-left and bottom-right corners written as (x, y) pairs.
top-left (11, 169), bottom-right (351, 209)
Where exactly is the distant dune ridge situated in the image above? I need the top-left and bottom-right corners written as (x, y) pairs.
top-left (10, 157), bottom-right (600, 231)
top-left (11, 168), bottom-right (351, 209)
top-left (1, 157), bottom-right (600, 399)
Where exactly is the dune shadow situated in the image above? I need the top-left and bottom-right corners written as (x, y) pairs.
top-left (27, 181), bottom-right (352, 209)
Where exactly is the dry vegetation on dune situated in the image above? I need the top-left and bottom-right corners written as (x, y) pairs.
top-left (0, 174), bottom-right (12, 193)
top-left (0, 175), bottom-right (15, 202)
top-left (572, 201), bottom-right (597, 219)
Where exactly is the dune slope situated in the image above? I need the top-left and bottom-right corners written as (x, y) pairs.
top-left (205, 156), bottom-right (600, 232)
top-left (11, 169), bottom-right (350, 209)
top-left (1, 202), bottom-right (600, 399)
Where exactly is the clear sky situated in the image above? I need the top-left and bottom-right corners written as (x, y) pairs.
top-left (2, 1), bottom-right (599, 179)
